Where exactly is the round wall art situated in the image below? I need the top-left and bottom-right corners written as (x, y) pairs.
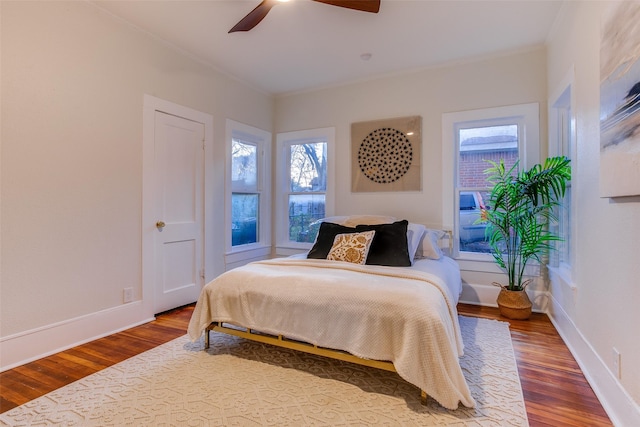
top-left (358, 127), bottom-right (413, 184)
top-left (351, 116), bottom-right (422, 192)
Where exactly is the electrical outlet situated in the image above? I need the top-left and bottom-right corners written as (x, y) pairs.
top-left (612, 347), bottom-right (621, 379)
top-left (123, 287), bottom-right (134, 303)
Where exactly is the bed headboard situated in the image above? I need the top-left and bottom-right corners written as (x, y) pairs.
top-left (441, 229), bottom-right (453, 255)
top-left (422, 226), bottom-right (453, 258)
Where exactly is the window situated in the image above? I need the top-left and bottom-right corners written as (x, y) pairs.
top-left (549, 84), bottom-right (574, 274)
top-left (276, 128), bottom-right (334, 253)
top-left (226, 120), bottom-right (271, 260)
top-left (442, 103), bottom-right (539, 262)
top-left (231, 139), bottom-right (259, 246)
top-left (457, 124), bottom-right (519, 253)
top-left (287, 142), bottom-right (326, 242)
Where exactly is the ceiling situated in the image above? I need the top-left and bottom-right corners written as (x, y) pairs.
top-left (92, 0), bottom-right (564, 96)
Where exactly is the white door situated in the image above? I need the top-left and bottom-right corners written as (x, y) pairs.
top-left (154, 111), bottom-right (204, 313)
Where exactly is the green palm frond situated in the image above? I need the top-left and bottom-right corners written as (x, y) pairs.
top-left (482, 156), bottom-right (571, 291)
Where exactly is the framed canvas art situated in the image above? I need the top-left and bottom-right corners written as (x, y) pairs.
top-left (600, 1), bottom-right (640, 197)
top-left (351, 116), bottom-right (422, 192)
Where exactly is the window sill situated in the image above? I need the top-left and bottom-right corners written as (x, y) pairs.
top-left (455, 253), bottom-right (540, 276)
top-left (455, 256), bottom-right (503, 274)
top-left (548, 264), bottom-right (576, 290)
top-left (275, 244), bottom-right (311, 257)
top-left (225, 245), bottom-right (271, 265)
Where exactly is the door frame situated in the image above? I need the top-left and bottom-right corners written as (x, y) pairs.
top-left (142, 95), bottom-right (214, 317)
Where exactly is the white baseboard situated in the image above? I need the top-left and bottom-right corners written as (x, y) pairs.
top-left (547, 295), bottom-right (640, 427)
top-left (0, 301), bottom-right (155, 372)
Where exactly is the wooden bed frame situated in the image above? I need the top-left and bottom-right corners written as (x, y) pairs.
top-left (205, 321), bottom-right (429, 405)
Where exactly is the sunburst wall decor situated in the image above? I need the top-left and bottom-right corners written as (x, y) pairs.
top-left (351, 116), bottom-right (422, 192)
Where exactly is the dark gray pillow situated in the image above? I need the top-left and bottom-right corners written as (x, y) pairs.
top-left (356, 220), bottom-right (410, 266)
top-left (307, 220), bottom-right (410, 267)
top-left (307, 222), bottom-right (357, 259)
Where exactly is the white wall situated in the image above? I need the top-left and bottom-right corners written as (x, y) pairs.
top-left (1, 1), bottom-right (273, 366)
top-left (275, 48), bottom-right (549, 302)
top-left (546, 2), bottom-right (640, 425)
top-left (276, 48), bottom-right (547, 224)
top-left (3, 1), bottom-right (638, 423)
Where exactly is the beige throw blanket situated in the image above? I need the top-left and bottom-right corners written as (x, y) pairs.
top-left (188, 258), bottom-right (476, 409)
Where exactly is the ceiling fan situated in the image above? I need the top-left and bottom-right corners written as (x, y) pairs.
top-left (229, 0), bottom-right (381, 33)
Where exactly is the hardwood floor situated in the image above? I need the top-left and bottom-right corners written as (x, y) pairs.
top-left (458, 304), bottom-right (612, 427)
top-left (0, 304), bottom-right (612, 426)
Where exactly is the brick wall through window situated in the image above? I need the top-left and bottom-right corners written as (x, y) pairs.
top-left (459, 149), bottom-right (518, 188)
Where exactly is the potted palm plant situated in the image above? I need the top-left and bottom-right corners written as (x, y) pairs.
top-left (481, 156), bottom-right (571, 319)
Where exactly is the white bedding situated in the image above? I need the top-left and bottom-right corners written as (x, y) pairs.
top-left (187, 256), bottom-right (475, 409)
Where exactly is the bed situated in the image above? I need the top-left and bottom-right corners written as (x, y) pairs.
top-left (187, 217), bottom-right (476, 410)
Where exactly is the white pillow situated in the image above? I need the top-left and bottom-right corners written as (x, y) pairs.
top-left (407, 223), bottom-right (426, 264)
top-left (417, 228), bottom-right (445, 260)
top-left (311, 215), bottom-right (397, 227)
top-left (326, 231), bottom-right (376, 264)
top-left (309, 216), bottom-right (351, 227)
top-left (341, 215), bottom-right (397, 227)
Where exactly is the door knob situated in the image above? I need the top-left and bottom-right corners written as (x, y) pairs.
top-left (156, 220), bottom-right (166, 229)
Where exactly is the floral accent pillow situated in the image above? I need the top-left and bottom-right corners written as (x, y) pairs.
top-left (326, 231), bottom-right (376, 265)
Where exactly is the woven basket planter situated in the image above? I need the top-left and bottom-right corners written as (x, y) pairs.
top-left (496, 288), bottom-right (532, 320)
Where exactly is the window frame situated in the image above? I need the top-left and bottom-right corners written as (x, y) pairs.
top-left (275, 127), bottom-right (335, 255)
top-left (548, 70), bottom-right (576, 287)
top-left (442, 103), bottom-right (540, 269)
top-left (225, 119), bottom-right (271, 263)
top-left (231, 140), bottom-right (259, 248)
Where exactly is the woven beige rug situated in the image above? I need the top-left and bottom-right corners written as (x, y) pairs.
top-left (0, 316), bottom-right (528, 426)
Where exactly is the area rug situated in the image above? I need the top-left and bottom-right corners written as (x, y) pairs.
top-left (0, 316), bottom-right (528, 426)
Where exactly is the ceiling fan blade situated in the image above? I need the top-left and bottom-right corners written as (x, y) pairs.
top-left (312, 0), bottom-right (380, 13)
top-left (229, 0), bottom-right (278, 33)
